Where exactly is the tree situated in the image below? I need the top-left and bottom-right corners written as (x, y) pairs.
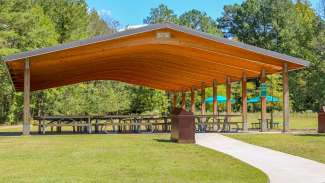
top-left (219, 0), bottom-right (298, 52)
top-left (0, 0), bottom-right (58, 123)
top-left (218, 0), bottom-right (323, 111)
top-left (179, 9), bottom-right (222, 36)
top-left (35, 0), bottom-right (89, 43)
top-left (130, 86), bottom-right (168, 115)
top-left (0, 0), bottom-right (58, 54)
top-left (0, 0), bottom-right (124, 123)
top-left (38, 81), bottom-right (131, 116)
top-left (87, 9), bottom-right (115, 37)
top-left (288, 1), bottom-right (324, 111)
top-left (143, 4), bottom-right (178, 24)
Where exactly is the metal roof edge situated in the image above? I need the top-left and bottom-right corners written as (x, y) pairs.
top-left (3, 24), bottom-right (167, 62)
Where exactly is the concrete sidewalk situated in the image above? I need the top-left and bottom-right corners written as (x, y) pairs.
top-left (196, 133), bottom-right (325, 183)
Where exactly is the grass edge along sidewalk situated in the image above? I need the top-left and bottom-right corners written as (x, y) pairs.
top-left (226, 133), bottom-right (325, 164)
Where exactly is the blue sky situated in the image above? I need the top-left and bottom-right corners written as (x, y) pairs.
top-left (86, 0), bottom-right (321, 28)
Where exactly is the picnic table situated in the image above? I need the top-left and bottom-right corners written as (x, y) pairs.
top-left (195, 114), bottom-right (243, 132)
top-left (93, 115), bottom-right (171, 133)
top-left (34, 116), bottom-right (92, 134)
top-left (33, 114), bottom-right (243, 134)
top-left (251, 119), bottom-right (280, 129)
top-left (34, 115), bottom-right (172, 134)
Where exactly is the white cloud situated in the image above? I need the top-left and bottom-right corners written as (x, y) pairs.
top-left (98, 9), bottom-right (112, 17)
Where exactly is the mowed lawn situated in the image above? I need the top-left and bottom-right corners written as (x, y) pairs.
top-left (226, 133), bottom-right (325, 164)
top-left (0, 127), bottom-right (268, 183)
top-left (227, 112), bottom-right (318, 130)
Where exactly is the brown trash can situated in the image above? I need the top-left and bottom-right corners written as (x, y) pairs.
top-left (318, 106), bottom-right (325, 133)
top-left (170, 108), bottom-right (195, 143)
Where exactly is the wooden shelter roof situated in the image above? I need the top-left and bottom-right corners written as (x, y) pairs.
top-left (3, 23), bottom-right (309, 92)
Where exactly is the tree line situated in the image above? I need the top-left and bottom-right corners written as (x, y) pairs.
top-left (0, 0), bottom-right (324, 124)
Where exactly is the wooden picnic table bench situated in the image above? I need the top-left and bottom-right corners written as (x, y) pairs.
top-left (100, 121), bottom-right (171, 133)
top-left (195, 114), bottom-right (243, 132)
top-left (33, 114), bottom-right (243, 134)
top-left (92, 116), bottom-right (171, 133)
top-left (223, 122), bottom-right (244, 132)
top-left (251, 119), bottom-right (280, 129)
top-left (34, 116), bottom-right (92, 134)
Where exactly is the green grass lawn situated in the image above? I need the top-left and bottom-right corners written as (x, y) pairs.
top-left (226, 133), bottom-right (325, 164)
top-left (227, 112), bottom-right (317, 130)
top-left (0, 126), bottom-right (268, 183)
top-left (286, 113), bottom-right (318, 129)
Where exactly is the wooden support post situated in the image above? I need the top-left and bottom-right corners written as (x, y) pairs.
top-left (212, 80), bottom-right (218, 115)
top-left (87, 117), bottom-right (92, 134)
top-left (173, 92), bottom-right (177, 110)
top-left (201, 83), bottom-right (206, 115)
top-left (23, 58), bottom-right (31, 135)
top-left (95, 119), bottom-right (99, 133)
top-left (181, 92), bottom-right (186, 110)
top-left (283, 63), bottom-right (289, 132)
top-left (242, 73), bottom-right (248, 131)
top-left (190, 87), bottom-right (195, 113)
top-left (260, 69), bottom-right (267, 132)
top-left (226, 77), bottom-right (232, 115)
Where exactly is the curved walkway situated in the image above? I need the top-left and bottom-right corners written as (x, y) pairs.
top-left (196, 133), bottom-right (325, 183)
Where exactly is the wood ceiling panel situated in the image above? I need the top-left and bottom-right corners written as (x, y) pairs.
top-left (30, 64), bottom-right (229, 90)
top-left (29, 38), bottom-right (282, 74)
top-left (31, 55), bottom-right (244, 81)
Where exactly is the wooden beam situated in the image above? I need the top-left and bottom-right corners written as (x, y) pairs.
top-left (260, 69), bottom-right (267, 132)
top-left (23, 58), bottom-right (30, 135)
top-left (226, 77), bottom-right (232, 115)
top-left (181, 91), bottom-right (186, 110)
top-left (201, 82), bottom-right (206, 115)
top-left (283, 63), bottom-right (289, 132)
top-left (212, 80), bottom-right (218, 115)
top-left (191, 86), bottom-right (195, 113)
top-left (242, 72), bottom-right (248, 131)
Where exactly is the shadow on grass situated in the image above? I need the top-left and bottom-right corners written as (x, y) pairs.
top-left (0, 131), bottom-right (173, 137)
top-left (294, 133), bottom-right (325, 137)
top-left (153, 138), bottom-right (174, 143)
top-left (0, 132), bottom-right (22, 136)
top-left (0, 131), bottom-right (102, 136)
